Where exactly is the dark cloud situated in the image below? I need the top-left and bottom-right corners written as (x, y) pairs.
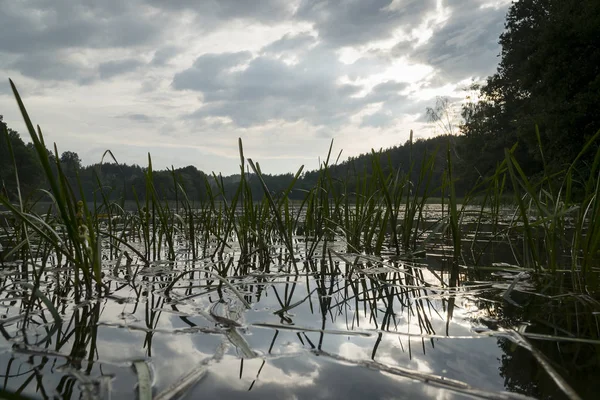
top-left (151, 46), bottom-right (180, 66)
top-left (0, 1), bottom-right (165, 83)
top-left (98, 59), bottom-right (144, 79)
top-left (7, 53), bottom-right (144, 82)
top-left (408, 1), bottom-right (507, 81)
top-left (336, 84), bottom-right (362, 98)
top-left (391, 40), bottom-right (414, 57)
top-left (356, 81), bottom-right (430, 124)
top-left (144, 0), bottom-right (294, 23)
top-left (172, 52), bottom-right (253, 95)
top-left (295, 0), bottom-right (436, 47)
top-left (262, 32), bottom-right (317, 54)
top-left (389, 97), bottom-right (436, 118)
top-left (364, 81), bottom-right (409, 103)
top-left (0, 0), bottom-right (295, 65)
top-left (0, 80), bottom-right (11, 96)
top-left (8, 52), bottom-right (91, 81)
top-left (360, 111), bottom-right (396, 128)
top-left (345, 55), bottom-right (393, 81)
top-left (116, 113), bottom-right (154, 123)
top-left (173, 46), bottom-right (405, 128)
top-left (0, 1), bottom-right (163, 54)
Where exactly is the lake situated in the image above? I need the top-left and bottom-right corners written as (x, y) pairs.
top-left (0, 204), bottom-right (597, 399)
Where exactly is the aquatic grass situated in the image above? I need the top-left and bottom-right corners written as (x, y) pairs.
top-left (299, 140), bottom-right (342, 260)
top-left (19, 282), bottom-right (62, 343)
top-left (210, 170), bottom-right (245, 260)
top-left (0, 123), bottom-right (37, 274)
top-left (231, 141), bottom-right (253, 260)
top-left (171, 169), bottom-right (201, 259)
top-left (194, 176), bottom-right (225, 257)
top-left (371, 148), bottom-right (403, 255)
top-left (466, 158), bottom-right (509, 265)
top-left (145, 154), bottom-right (177, 260)
top-left (247, 150), bottom-right (304, 270)
top-left (399, 140), bottom-right (438, 252)
top-left (565, 129), bottom-right (600, 282)
top-left (164, 267), bottom-right (251, 309)
top-left (0, 389), bottom-right (35, 400)
top-left (444, 142), bottom-right (462, 284)
top-left (390, 131), bottom-right (437, 253)
top-left (336, 164), bottom-right (383, 254)
top-left (226, 139), bottom-right (280, 268)
top-left (3, 80), bottom-right (108, 298)
top-left (366, 131), bottom-right (444, 258)
top-left (133, 361), bottom-right (153, 400)
top-left (502, 128), bottom-right (600, 280)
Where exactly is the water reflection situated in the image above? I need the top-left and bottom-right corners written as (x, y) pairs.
top-left (0, 250), bottom-right (586, 399)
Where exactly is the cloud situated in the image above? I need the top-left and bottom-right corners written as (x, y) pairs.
top-left (144, 0), bottom-right (294, 23)
top-left (185, 351), bottom-right (478, 400)
top-left (172, 52), bottom-right (254, 94)
top-left (0, 0), bottom-right (513, 174)
top-left (151, 46), bottom-right (181, 66)
top-left (262, 32), bottom-right (317, 55)
top-left (7, 53), bottom-right (144, 83)
top-left (172, 45), bottom-right (411, 128)
top-left (360, 111), bottom-right (396, 128)
top-left (364, 80), bottom-right (409, 103)
top-left (294, 0), bottom-right (436, 47)
top-left (116, 113), bottom-right (155, 123)
top-left (98, 59), bottom-right (144, 80)
top-left (1, 1), bottom-right (161, 83)
top-left (408, 0), bottom-right (508, 81)
top-left (0, 1), bottom-right (163, 54)
top-left (0, 80), bottom-right (11, 97)
top-left (8, 52), bottom-right (92, 82)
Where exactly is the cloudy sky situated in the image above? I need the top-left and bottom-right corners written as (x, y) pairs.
top-left (0, 0), bottom-right (511, 175)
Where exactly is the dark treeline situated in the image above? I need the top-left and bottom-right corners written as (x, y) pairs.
top-left (2, 0), bottom-right (598, 204)
top-left (0, 121), bottom-right (456, 203)
top-left (0, 125), bottom-right (508, 203)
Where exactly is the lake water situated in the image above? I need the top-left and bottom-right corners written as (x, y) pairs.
top-left (0, 205), bottom-right (596, 399)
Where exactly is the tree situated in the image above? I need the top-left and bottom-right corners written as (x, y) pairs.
top-left (0, 116), bottom-right (44, 198)
top-left (426, 97), bottom-right (460, 137)
top-left (60, 151), bottom-right (82, 171)
top-left (461, 0), bottom-right (600, 174)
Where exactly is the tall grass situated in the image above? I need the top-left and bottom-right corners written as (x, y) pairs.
top-left (1, 80), bottom-right (103, 299)
top-left (1, 80), bottom-right (599, 299)
top-left (502, 128), bottom-right (600, 284)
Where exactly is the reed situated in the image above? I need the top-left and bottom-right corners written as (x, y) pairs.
top-left (1, 79), bottom-right (599, 297)
top-left (502, 127), bottom-right (600, 283)
top-left (1, 80), bottom-right (103, 299)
